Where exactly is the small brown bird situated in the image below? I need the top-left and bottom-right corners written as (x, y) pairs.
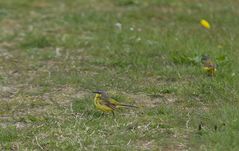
top-left (201, 55), bottom-right (217, 76)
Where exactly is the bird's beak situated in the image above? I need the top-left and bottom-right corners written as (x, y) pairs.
top-left (92, 91), bottom-right (98, 93)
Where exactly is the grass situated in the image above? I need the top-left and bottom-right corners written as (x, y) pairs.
top-left (0, 0), bottom-right (239, 150)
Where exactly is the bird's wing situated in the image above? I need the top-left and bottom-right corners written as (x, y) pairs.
top-left (100, 99), bottom-right (116, 110)
top-left (109, 98), bottom-right (138, 108)
top-left (204, 59), bottom-right (216, 68)
top-left (109, 98), bottom-right (121, 105)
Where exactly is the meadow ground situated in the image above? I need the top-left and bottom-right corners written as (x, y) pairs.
top-left (0, 0), bottom-right (239, 150)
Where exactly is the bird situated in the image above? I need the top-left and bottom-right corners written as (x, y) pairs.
top-left (93, 90), bottom-right (137, 116)
top-left (201, 55), bottom-right (217, 76)
top-left (200, 19), bottom-right (211, 29)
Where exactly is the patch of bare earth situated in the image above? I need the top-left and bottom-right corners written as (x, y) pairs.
top-left (136, 140), bottom-right (156, 150)
top-left (0, 85), bottom-right (90, 128)
top-left (126, 93), bottom-right (177, 108)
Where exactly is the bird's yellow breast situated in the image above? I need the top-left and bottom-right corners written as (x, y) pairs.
top-left (94, 95), bottom-right (113, 112)
top-left (203, 66), bottom-right (216, 76)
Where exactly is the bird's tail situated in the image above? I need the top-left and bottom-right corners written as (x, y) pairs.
top-left (117, 104), bottom-right (138, 108)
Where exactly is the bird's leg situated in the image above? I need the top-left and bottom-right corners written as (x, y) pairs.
top-left (112, 111), bottom-right (115, 117)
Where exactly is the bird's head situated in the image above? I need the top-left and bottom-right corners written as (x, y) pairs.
top-left (201, 54), bottom-right (210, 63)
top-left (93, 90), bottom-right (108, 99)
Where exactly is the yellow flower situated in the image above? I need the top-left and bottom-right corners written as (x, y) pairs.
top-left (200, 19), bottom-right (211, 29)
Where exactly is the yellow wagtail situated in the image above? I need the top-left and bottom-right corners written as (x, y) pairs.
top-left (201, 55), bottom-right (217, 76)
top-left (93, 90), bottom-right (137, 116)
